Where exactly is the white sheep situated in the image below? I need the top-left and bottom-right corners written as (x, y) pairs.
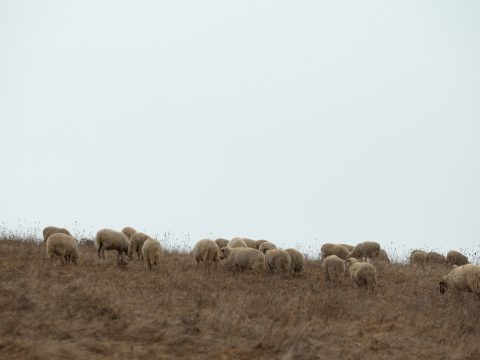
top-left (46, 233), bottom-right (79, 265)
top-left (121, 226), bottom-right (137, 239)
top-left (321, 243), bottom-right (349, 260)
top-left (446, 250), bottom-right (469, 266)
top-left (439, 264), bottom-right (480, 297)
top-left (410, 250), bottom-right (426, 266)
top-left (285, 248), bottom-right (305, 274)
top-left (219, 247), bottom-right (265, 273)
top-left (142, 239), bottom-right (163, 271)
top-left (215, 238), bottom-right (229, 249)
top-left (426, 251), bottom-right (447, 265)
top-left (242, 238), bottom-right (257, 249)
top-left (96, 228), bottom-right (129, 264)
top-left (43, 226), bottom-right (71, 243)
top-left (259, 241), bottom-right (277, 253)
top-left (374, 249), bottom-right (391, 264)
top-left (193, 239), bottom-right (220, 268)
top-left (347, 258), bottom-right (377, 291)
top-left (128, 232), bottom-right (151, 260)
top-left (322, 255), bottom-right (346, 282)
top-left (347, 241), bottom-right (381, 260)
top-left (255, 240), bottom-right (269, 249)
top-left (228, 237), bottom-right (248, 248)
top-left (339, 244), bottom-right (354, 252)
top-left (265, 249), bottom-right (291, 274)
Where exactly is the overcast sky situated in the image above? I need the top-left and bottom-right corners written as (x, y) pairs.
top-left (1, 1), bottom-right (479, 257)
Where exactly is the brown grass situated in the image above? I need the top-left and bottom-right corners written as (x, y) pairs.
top-left (1, 238), bottom-right (480, 360)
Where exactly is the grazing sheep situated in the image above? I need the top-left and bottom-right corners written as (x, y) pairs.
top-left (439, 264), bottom-right (480, 297)
top-left (96, 229), bottom-right (129, 264)
top-left (193, 239), bottom-right (220, 268)
top-left (285, 248), bottom-right (305, 274)
top-left (215, 238), bottom-right (229, 249)
top-left (121, 226), bottom-right (137, 239)
top-left (228, 237), bottom-right (248, 248)
top-left (265, 249), bottom-right (291, 274)
top-left (259, 241), bottom-right (277, 253)
top-left (43, 226), bottom-right (71, 243)
top-left (426, 251), bottom-right (447, 265)
top-left (347, 258), bottom-right (377, 291)
top-left (128, 232), bottom-right (151, 260)
top-left (219, 247), bottom-right (265, 273)
top-left (255, 240), bottom-right (269, 249)
top-left (446, 250), bottom-right (469, 266)
top-left (410, 250), bottom-right (426, 266)
top-left (46, 233), bottom-right (78, 265)
top-left (347, 241), bottom-right (381, 260)
top-left (339, 244), bottom-right (355, 252)
top-left (323, 255), bottom-right (346, 282)
top-left (142, 239), bottom-right (163, 271)
top-left (375, 249), bottom-right (391, 264)
top-left (321, 243), bottom-right (349, 260)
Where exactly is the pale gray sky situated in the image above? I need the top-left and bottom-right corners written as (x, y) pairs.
top-left (1, 1), bottom-right (479, 257)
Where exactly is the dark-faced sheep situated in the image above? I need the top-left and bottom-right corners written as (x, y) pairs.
top-left (96, 228), bottom-right (129, 264)
top-left (439, 264), bottom-right (480, 297)
top-left (46, 233), bottom-right (78, 265)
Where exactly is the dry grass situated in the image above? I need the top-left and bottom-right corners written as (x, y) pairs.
top-left (1, 238), bottom-right (480, 360)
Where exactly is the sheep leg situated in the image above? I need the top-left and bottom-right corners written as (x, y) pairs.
top-left (97, 245), bottom-right (102, 259)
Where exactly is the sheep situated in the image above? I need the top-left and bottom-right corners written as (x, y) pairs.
top-left (46, 233), bottom-right (79, 265)
top-left (410, 250), bottom-right (426, 266)
top-left (128, 232), bottom-right (151, 260)
top-left (347, 241), bottom-right (381, 260)
top-left (265, 249), bottom-right (291, 274)
top-left (426, 251), bottom-right (447, 265)
top-left (95, 228), bottom-right (129, 264)
top-left (142, 239), bottom-right (163, 271)
top-left (228, 237), bottom-right (248, 248)
top-left (215, 238), bottom-right (229, 249)
top-left (446, 250), bottom-right (469, 266)
top-left (323, 255), bottom-right (346, 282)
top-left (347, 258), bottom-right (377, 291)
top-left (242, 238), bottom-right (257, 249)
top-left (321, 243), bottom-right (349, 260)
top-left (439, 264), bottom-right (480, 297)
top-left (339, 244), bottom-right (355, 252)
top-left (43, 226), bottom-right (71, 243)
top-left (121, 226), bottom-right (137, 240)
top-left (219, 247), bottom-right (265, 273)
top-left (193, 239), bottom-right (220, 268)
top-left (285, 248), bottom-right (305, 274)
top-left (374, 249), bottom-right (391, 264)
top-left (255, 239), bottom-right (269, 249)
top-left (259, 241), bottom-right (277, 254)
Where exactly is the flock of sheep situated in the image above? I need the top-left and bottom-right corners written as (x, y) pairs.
top-left (42, 225), bottom-right (480, 298)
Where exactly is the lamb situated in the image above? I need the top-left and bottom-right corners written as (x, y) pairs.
top-left (347, 241), bottom-right (381, 260)
top-left (347, 258), bottom-right (377, 291)
top-left (142, 239), bottom-right (163, 270)
top-left (259, 241), bottom-right (277, 253)
top-left (255, 240), bottom-right (269, 249)
top-left (43, 226), bottom-right (71, 243)
top-left (439, 264), bottom-right (480, 297)
top-left (128, 232), bottom-right (151, 260)
top-left (321, 243), bottom-right (349, 260)
top-left (446, 250), bottom-right (469, 266)
top-left (193, 239), bottom-right (220, 268)
top-left (285, 248), bottom-right (305, 274)
top-left (219, 247), bottom-right (265, 273)
top-left (265, 249), bottom-right (291, 274)
top-left (121, 226), bottom-right (137, 239)
top-left (215, 238), bottom-right (229, 249)
top-left (228, 237), bottom-right (248, 248)
top-left (339, 244), bottom-right (354, 252)
top-left (96, 228), bottom-right (129, 264)
top-left (323, 255), bottom-right (346, 282)
top-left (46, 233), bottom-right (79, 265)
top-left (410, 250), bottom-right (426, 266)
top-left (426, 251), bottom-right (447, 265)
